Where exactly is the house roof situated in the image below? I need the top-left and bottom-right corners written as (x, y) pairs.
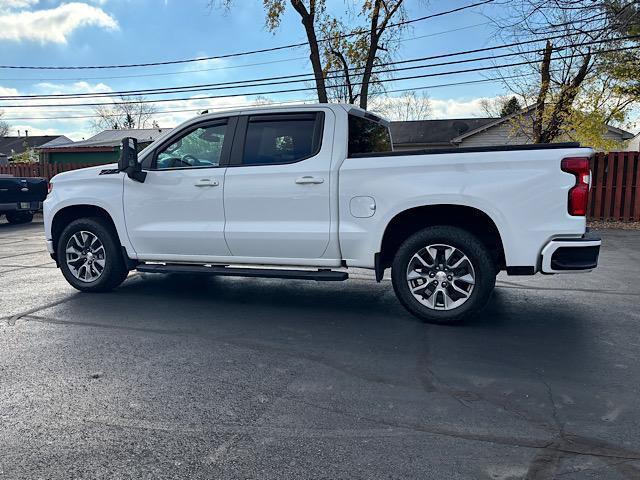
top-left (390, 118), bottom-right (496, 146)
top-left (450, 105), bottom-right (635, 143)
top-left (37, 136), bottom-right (73, 149)
top-left (40, 128), bottom-right (170, 151)
top-left (605, 124), bottom-right (635, 140)
top-left (0, 135), bottom-right (68, 157)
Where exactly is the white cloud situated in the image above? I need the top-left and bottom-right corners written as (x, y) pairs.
top-left (0, 2), bottom-right (118, 44)
top-left (35, 80), bottom-right (113, 95)
top-left (429, 97), bottom-right (494, 119)
top-left (0, 0), bottom-right (38, 12)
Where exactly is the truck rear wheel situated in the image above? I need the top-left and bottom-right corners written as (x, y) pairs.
top-left (391, 226), bottom-right (495, 325)
top-left (6, 211), bottom-right (34, 224)
top-left (57, 217), bottom-right (129, 292)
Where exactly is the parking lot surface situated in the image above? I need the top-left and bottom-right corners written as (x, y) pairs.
top-left (1, 218), bottom-right (639, 480)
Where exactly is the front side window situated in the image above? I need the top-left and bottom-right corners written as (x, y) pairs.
top-left (242, 113), bottom-right (323, 166)
top-left (155, 123), bottom-right (227, 170)
top-left (348, 114), bottom-right (392, 157)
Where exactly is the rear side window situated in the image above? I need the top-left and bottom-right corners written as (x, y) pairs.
top-left (348, 114), bottom-right (392, 157)
top-left (242, 112), bottom-right (324, 166)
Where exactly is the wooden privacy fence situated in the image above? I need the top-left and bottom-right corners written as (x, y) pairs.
top-left (1, 154), bottom-right (639, 221)
top-left (590, 152), bottom-right (640, 221)
top-left (0, 163), bottom-right (97, 180)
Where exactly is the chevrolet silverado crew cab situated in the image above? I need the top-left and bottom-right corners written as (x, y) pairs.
top-left (43, 104), bottom-right (601, 324)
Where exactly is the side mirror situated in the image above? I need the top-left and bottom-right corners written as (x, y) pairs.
top-left (118, 137), bottom-right (146, 183)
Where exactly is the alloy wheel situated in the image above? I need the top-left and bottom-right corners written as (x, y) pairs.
top-left (406, 243), bottom-right (476, 310)
top-left (65, 231), bottom-right (106, 283)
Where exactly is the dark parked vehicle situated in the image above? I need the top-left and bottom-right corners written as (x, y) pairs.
top-left (0, 174), bottom-right (48, 224)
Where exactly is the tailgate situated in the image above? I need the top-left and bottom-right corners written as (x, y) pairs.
top-left (0, 177), bottom-right (48, 204)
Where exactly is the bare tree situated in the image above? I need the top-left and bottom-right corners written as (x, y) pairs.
top-left (216, 1), bottom-right (411, 109)
top-left (371, 90), bottom-right (431, 121)
top-left (490, 0), bottom-right (640, 144)
top-left (479, 96), bottom-right (523, 117)
top-left (91, 95), bottom-right (158, 132)
top-left (0, 110), bottom-right (9, 137)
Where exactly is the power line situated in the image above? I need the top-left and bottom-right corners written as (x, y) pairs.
top-left (1, 44), bottom-right (637, 109)
top-left (0, 0), bottom-right (494, 70)
top-left (1, 71), bottom-right (551, 122)
top-left (0, 23), bottom-right (490, 83)
top-left (2, 33), bottom-right (637, 102)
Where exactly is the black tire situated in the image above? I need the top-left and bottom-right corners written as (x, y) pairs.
top-left (57, 217), bottom-right (129, 292)
top-left (6, 211), bottom-right (34, 224)
top-left (391, 226), bottom-right (496, 325)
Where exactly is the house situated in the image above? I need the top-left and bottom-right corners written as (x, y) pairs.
top-left (39, 128), bottom-right (170, 165)
top-left (390, 118), bottom-right (495, 150)
top-left (0, 134), bottom-right (70, 162)
top-left (627, 132), bottom-right (640, 152)
top-left (390, 106), bottom-right (635, 151)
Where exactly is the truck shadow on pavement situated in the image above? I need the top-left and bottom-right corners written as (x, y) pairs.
top-left (105, 272), bottom-right (594, 378)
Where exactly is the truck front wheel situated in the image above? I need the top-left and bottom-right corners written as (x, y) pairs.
top-left (391, 226), bottom-right (496, 325)
top-left (57, 217), bottom-right (129, 292)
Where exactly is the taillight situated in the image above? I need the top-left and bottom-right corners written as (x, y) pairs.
top-left (561, 157), bottom-right (591, 216)
top-left (47, 182), bottom-right (53, 194)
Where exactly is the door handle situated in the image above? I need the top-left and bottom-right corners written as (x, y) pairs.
top-left (194, 179), bottom-right (219, 187)
top-left (295, 176), bottom-right (324, 185)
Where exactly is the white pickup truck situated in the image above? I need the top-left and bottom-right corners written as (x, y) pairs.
top-left (43, 104), bottom-right (600, 324)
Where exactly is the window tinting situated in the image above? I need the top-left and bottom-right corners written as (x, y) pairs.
top-left (155, 123), bottom-right (227, 170)
top-left (348, 114), bottom-right (392, 156)
top-left (242, 113), bottom-right (323, 166)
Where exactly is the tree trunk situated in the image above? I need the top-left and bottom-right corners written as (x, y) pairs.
top-left (533, 41), bottom-right (552, 143)
top-left (291, 0), bottom-right (328, 103)
top-left (539, 51), bottom-right (592, 143)
top-left (359, 0), bottom-right (382, 110)
top-left (331, 49), bottom-right (357, 103)
top-left (359, 0), bottom-right (403, 110)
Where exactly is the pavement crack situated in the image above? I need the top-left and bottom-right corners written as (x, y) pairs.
top-left (0, 249), bottom-right (48, 260)
top-left (496, 281), bottom-right (640, 297)
top-left (5, 295), bottom-right (77, 326)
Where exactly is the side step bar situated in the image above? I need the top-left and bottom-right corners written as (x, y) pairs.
top-left (136, 263), bottom-right (348, 281)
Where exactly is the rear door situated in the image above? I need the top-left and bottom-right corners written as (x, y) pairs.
top-left (223, 110), bottom-right (334, 260)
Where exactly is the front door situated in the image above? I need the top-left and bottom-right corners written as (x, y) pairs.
top-left (124, 118), bottom-right (234, 261)
top-left (223, 111), bottom-right (333, 260)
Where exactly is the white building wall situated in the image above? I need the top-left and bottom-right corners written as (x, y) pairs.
top-left (626, 133), bottom-right (640, 151)
top-left (457, 122), bottom-right (531, 147)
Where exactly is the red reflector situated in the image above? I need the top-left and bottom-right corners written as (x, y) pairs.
top-left (561, 157), bottom-right (591, 216)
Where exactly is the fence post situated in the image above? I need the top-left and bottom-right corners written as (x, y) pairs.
top-left (591, 153), bottom-right (606, 220)
top-left (634, 152), bottom-right (640, 222)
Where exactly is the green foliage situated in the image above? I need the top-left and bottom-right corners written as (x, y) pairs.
top-left (499, 97), bottom-right (522, 117)
top-left (568, 109), bottom-right (626, 151)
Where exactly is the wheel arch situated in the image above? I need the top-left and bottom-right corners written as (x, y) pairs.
top-left (51, 204), bottom-right (121, 260)
top-left (378, 204), bottom-right (506, 273)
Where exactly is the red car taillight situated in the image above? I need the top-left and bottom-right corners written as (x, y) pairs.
top-left (561, 157), bottom-right (591, 216)
top-left (47, 182), bottom-right (53, 194)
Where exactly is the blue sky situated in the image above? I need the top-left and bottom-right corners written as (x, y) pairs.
top-left (0, 0), bottom-right (528, 139)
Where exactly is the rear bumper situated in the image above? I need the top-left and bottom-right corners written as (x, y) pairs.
top-left (540, 233), bottom-right (601, 273)
top-left (0, 201), bottom-right (43, 212)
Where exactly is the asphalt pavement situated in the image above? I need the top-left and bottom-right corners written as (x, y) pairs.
top-left (1, 217), bottom-right (639, 479)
